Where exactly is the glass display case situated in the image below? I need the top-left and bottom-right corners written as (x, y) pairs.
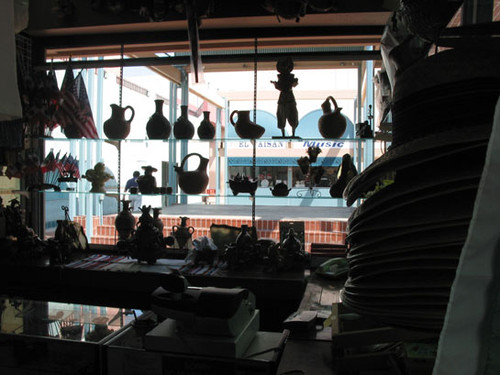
top-left (0, 296), bottom-right (142, 374)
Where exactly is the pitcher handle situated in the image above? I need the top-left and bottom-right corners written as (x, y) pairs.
top-left (188, 226), bottom-right (195, 234)
top-left (125, 106), bottom-right (135, 122)
top-left (180, 152), bottom-right (203, 169)
top-left (172, 225), bottom-right (179, 233)
top-left (229, 110), bottom-right (237, 126)
top-left (327, 96), bottom-right (339, 112)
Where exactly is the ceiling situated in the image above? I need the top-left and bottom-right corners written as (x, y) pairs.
top-left (24, 0), bottom-right (396, 86)
top-left (26, 1), bottom-right (393, 59)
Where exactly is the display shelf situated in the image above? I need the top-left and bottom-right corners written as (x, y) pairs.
top-left (40, 189), bottom-right (347, 200)
top-left (39, 136), bottom-right (372, 143)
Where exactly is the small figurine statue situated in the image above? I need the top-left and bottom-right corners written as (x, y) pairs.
top-left (137, 165), bottom-right (158, 194)
top-left (271, 57), bottom-right (299, 138)
top-left (82, 162), bottom-right (114, 193)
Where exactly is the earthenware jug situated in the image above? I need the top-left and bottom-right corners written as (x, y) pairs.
top-left (173, 105), bottom-right (195, 139)
top-left (318, 96), bottom-right (346, 139)
top-left (103, 104), bottom-right (135, 139)
top-left (235, 224), bottom-right (253, 248)
top-left (172, 216), bottom-right (195, 250)
top-left (174, 153), bottom-right (209, 194)
top-left (230, 110), bottom-right (265, 139)
top-left (146, 99), bottom-right (171, 139)
top-left (115, 200), bottom-right (136, 240)
top-left (152, 207), bottom-right (164, 234)
top-left (197, 111), bottom-right (216, 139)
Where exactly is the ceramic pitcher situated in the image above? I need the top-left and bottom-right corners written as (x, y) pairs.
top-left (103, 104), bottom-right (135, 139)
top-left (230, 110), bottom-right (265, 139)
top-left (317, 96), bottom-right (346, 139)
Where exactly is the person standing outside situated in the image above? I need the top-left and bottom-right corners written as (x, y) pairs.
top-left (125, 171), bottom-right (141, 211)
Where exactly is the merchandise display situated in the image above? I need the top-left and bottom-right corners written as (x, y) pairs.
top-left (173, 105), bottom-right (195, 139)
top-left (103, 104), bottom-right (135, 139)
top-left (174, 153), bottom-right (209, 195)
top-left (146, 99), bottom-right (171, 140)
top-left (318, 95), bottom-right (347, 139)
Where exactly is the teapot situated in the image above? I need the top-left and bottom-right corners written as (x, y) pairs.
top-left (103, 104), bottom-right (135, 139)
top-left (174, 153), bottom-right (209, 195)
top-left (270, 182), bottom-right (291, 197)
top-left (317, 96), bottom-right (346, 139)
top-left (230, 110), bottom-right (265, 139)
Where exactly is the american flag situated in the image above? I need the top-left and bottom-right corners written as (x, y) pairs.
top-left (56, 65), bottom-right (99, 139)
top-left (74, 72), bottom-right (99, 139)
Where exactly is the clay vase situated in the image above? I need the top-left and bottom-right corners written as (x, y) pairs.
top-left (282, 228), bottom-right (302, 256)
top-left (318, 96), bottom-right (346, 139)
top-left (103, 104), bottom-right (135, 139)
top-left (146, 99), bottom-right (171, 139)
top-left (173, 105), bottom-right (195, 139)
top-left (330, 154), bottom-right (358, 198)
top-left (174, 153), bottom-right (209, 194)
top-left (115, 200), bottom-right (136, 240)
top-left (172, 216), bottom-right (195, 250)
top-left (197, 111), bottom-right (216, 139)
top-left (235, 224), bottom-right (253, 248)
top-left (230, 110), bottom-right (265, 139)
top-left (152, 207), bottom-right (164, 234)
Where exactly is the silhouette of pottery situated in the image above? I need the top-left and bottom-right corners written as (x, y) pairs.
top-left (230, 110), bottom-right (265, 139)
top-left (174, 153), bottom-right (209, 194)
top-left (173, 105), bottom-right (194, 139)
top-left (103, 104), bottom-right (135, 139)
top-left (318, 96), bottom-right (346, 139)
top-left (146, 99), bottom-right (171, 139)
top-left (115, 200), bottom-right (136, 240)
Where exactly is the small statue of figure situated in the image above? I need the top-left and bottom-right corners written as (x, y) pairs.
top-left (83, 162), bottom-right (114, 193)
top-left (271, 57), bottom-right (299, 137)
top-left (137, 165), bottom-right (158, 194)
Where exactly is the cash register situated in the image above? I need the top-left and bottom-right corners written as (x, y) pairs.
top-left (144, 270), bottom-right (260, 358)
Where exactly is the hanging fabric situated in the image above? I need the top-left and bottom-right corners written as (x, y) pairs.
top-left (56, 62), bottom-right (99, 139)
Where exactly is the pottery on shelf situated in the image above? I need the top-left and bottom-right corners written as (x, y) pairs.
top-left (115, 200), bottom-right (136, 240)
top-left (82, 162), bottom-right (114, 193)
top-left (173, 105), bottom-right (195, 139)
top-left (103, 104), bottom-right (135, 139)
top-left (330, 154), bottom-right (358, 198)
top-left (197, 110), bottom-right (216, 139)
top-left (137, 166), bottom-right (158, 194)
top-left (229, 174), bottom-right (258, 196)
top-left (146, 99), bottom-right (171, 139)
top-left (235, 224), bottom-right (254, 248)
top-left (318, 96), bottom-right (346, 139)
top-left (172, 216), bottom-right (195, 250)
top-left (230, 110), bottom-right (265, 139)
top-left (270, 182), bottom-right (291, 197)
top-left (174, 153), bottom-right (209, 194)
top-left (152, 207), bottom-right (164, 234)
